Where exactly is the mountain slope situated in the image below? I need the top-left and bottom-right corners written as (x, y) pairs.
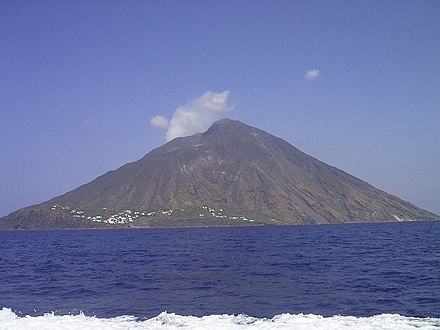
top-left (1, 119), bottom-right (438, 228)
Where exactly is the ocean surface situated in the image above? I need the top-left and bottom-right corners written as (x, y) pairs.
top-left (1, 221), bottom-right (439, 329)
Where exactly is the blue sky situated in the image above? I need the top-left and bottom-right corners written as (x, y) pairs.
top-left (1, 1), bottom-right (439, 217)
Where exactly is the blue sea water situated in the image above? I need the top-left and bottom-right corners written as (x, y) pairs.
top-left (1, 221), bottom-right (439, 329)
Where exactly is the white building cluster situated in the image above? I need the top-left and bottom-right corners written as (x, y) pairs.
top-left (198, 206), bottom-right (255, 221)
top-left (50, 204), bottom-right (260, 225)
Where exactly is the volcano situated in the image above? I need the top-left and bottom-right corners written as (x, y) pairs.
top-left (1, 119), bottom-right (438, 229)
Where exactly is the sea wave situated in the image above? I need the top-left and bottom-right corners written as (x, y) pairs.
top-left (1, 308), bottom-right (439, 330)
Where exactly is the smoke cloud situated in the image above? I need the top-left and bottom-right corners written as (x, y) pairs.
top-left (151, 91), bottom-right (233, 142)
top-left (150, 115), bottom-right (169, 129)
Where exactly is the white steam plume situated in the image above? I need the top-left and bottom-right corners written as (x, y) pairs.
top-left (150, 91), bottom-right (233, 142)
top-left (150, 115), bottom-right (169, 129)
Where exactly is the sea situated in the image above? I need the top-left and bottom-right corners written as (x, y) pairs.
top-left (1, 221), bottom-right (439, 329)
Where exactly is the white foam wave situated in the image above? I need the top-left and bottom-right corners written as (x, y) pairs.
top-left (1, 308), bottom-right (439, 330)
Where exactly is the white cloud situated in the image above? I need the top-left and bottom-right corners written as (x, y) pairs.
top-left (305, 69), bottom-right (320, 81)
top-left (150, 115), bottom-right (169, 129)
top-left (151, 91), bottom-right (233, 142)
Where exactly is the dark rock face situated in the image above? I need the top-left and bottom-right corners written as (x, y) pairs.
top-left (1, 119), bottom-right (438, 229)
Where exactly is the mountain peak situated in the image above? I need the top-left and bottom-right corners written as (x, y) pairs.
top-left (212, 118), bottom-right (237, 125)
top-left (203, 119), bottom-right (264, 142)
top-left (1, 120), bottom-right (438, 229)
top-left (205, 118), bottom-right (248, 133)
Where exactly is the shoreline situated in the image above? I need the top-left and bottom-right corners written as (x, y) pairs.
top-left (0, 218), bottom-right (438, 232)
